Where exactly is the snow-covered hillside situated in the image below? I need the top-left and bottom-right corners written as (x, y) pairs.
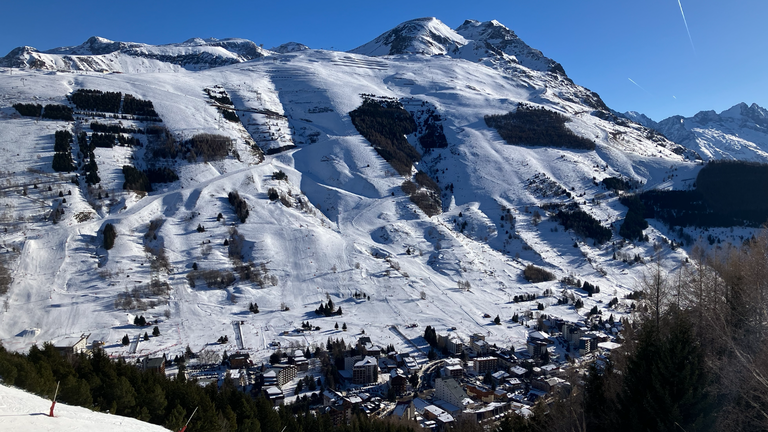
top-left (0, 17), bottom-right (717, 365)
top-left (0, 383), bottom-right (169, 432)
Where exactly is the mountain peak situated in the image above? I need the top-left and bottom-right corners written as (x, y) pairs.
top-left (350, 17), bottom-right (566, 75)
top-left (44, 36), bottom-right (138, 55)
top-left (349, 17), bottom-right (467, 56)
top-left (720, 102), bottom-right (768, 123)
top-left (454, 19), bottom-right (565, 75)
top-left (272, 42), bottom-right (310, 54)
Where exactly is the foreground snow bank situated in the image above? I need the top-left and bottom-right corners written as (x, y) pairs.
top-left (0, 383), bottom-right (169, 432)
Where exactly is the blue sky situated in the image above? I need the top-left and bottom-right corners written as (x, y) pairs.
top-left (1, 0), bottom-right (765, 121)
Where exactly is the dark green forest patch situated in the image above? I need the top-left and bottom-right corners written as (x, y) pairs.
top-left (620, 161), bottom-right (768, 231)
top-left (545, 203), bottom-right (612, 244)
top-left (350, 96), bottom-right (419, 176)
top-left (485, 103), bottom-right (596, 150)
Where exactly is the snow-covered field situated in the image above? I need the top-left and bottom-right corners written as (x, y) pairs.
top-left (0, 19), bottom-right (736, 366)
top-left (0, 384), bottom-right (168, 432)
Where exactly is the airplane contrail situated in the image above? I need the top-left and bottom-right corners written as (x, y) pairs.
top-left (677, 0), bottom-right (696, 54)
top-left (628, 78), bottom-right (648, 93)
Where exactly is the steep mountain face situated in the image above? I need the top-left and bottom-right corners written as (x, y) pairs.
top-left (653, 102), bottom-right (768, 162)
top-left (1, 36), bottom-right (271, 71)
top-left (454, 19), bottom-right (565, 75)
top-left (0, 17), bottom-right (719, 363)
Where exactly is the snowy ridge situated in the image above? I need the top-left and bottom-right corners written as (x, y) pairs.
top-left (0, 21), bottom-right (718, 365)
top-left (653, 102), bottom-right (768, 162)
top-left (1, 36), bottom-right (272, 72)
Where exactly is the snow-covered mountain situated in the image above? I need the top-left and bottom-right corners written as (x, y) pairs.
top-left (350, 18), bottom-right (566, 76)
top-left (0, 17), bottom-right (724, 365)
top-left (651, 102), bottom-right (768, 162)
top-left (1, 36), bottom-right (271, 72)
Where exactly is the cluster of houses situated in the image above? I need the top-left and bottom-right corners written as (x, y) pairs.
top-left (385, 317), bottom-right (624, 430)
top-left (51, 311), bottom-right (623, 430)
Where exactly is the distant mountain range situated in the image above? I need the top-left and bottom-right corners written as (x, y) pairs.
top-left (622, 103), bottom-right (768, 163)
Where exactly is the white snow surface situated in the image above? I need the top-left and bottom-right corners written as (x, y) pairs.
top-left (0, 23), bottom-right (723, 366)
top-left (0, 383), bottom-right (169, 432)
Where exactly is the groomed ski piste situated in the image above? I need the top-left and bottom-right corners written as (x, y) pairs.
top-left (0, 383), bottom-right (169, 432)
top-left (0, 18), bottom-right (747, 368)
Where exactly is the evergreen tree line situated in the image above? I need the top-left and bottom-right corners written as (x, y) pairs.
top-left (423, 325), bottom-right (438, 347)
top-left (511, 293), bottom-right (537, 303)
top-left (52, 130), bottom-right (75, 172)
top-left (523, 264), bottom-right (555, 283)
top-left (484, 103), bottom-right (596, 151)
top-left (228, 191), bottom-right (249, 223)
top-left (91, 132), bottom-right (116, 148)
top-left (315, 299), bottom-right (342, 317)
top-left (414, 106), bottom-right (448, 149)
top-left (74, 131), bottom-right (100, 185)
top-left (549, 206), bottom-right (612, 244)
top-left (14, 103), bottom-right (73, 120)
top-left (122, 165), bottom-right (152, 192)
top-left (71, 89), bottom-right (122, 113)
top-left (69, 90), bottom-right (159, 118)
top-left (349, 97), bottom-right (420, 176)
top-left (601, 176), bottom-right (632, 191)
top-left (145, 167), bottom-right (179, 184)
top-left (406, 171), bottom-right (442, 217)
top-left (620, 161), bottom-right (768, 232)
top-left (90, 122), bottom-right (142, 134)
top-left (187, 134), bottom-right (232, 162)
top-left (618, 194), bottom-right (649, 241)
top-left (0, 344), bottom-right (415, 432)
top-left (13, 103), bottom-right (42, 117)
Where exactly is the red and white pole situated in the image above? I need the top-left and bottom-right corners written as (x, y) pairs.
top-left (49, 381), bottom-right (60, 417)
top-left (179, 406), bottom-right (198, 432)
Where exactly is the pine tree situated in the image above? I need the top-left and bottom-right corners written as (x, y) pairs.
top-left (494, 315), bottom-right (501, 325)
top-left (335, 322), bottom-right (339, 330)
top-left (618, 311), bottom-right (714, 431)
top-left (103, 223), bottom-right (117, 250)
top-left (122, 334), bottom-right (130, 345)
top-left (342, 323), bottom-right (347, 331)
